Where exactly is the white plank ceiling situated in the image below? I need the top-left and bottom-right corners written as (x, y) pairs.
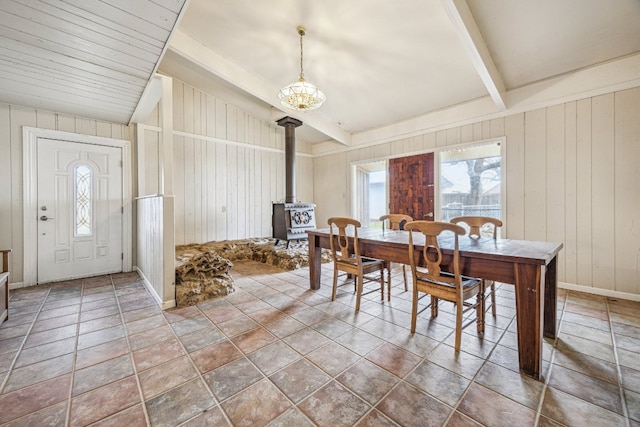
top-left (0, 0), bottom-right (188, 124)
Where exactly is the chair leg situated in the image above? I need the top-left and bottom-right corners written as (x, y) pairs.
top-left (402, 265), bottom-right (408, 291)
top-left (355, 274), bottom-right (363, 312)
top-left (477, 285), bottom-right (485, 334)
top-left (454, 301), bottom-right (463, 352)
top-left (385, 261), bottom-right (392, 298)
top-left (431, 296), bottom-right (439, 318)
top-left (490, 280), bottom-right (496, 316)
top-left (385, 265), bottom-right (391, 302)
top-left (331, 266), bottom-right (338, 301)
top-left (411, 287), bottom-right (418, 333)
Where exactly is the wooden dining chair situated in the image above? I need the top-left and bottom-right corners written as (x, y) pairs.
top-left (379, 214), bottom-right (413, 292)
top-left (328, 217), bottom-right (386, 311)
top-left (450, 216), bottom-right (503, 316)
top-left (405, 220), bottom-right (485, 351)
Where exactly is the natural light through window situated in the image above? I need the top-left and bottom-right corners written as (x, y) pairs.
top-left (74, 164), bottom-right (92, 236)
top-left (354, 161), bottom-right (386, 227)
top-left (440, 142), bottom-right (502, 234)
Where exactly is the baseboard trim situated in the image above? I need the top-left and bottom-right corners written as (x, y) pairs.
top-left (558, 281), bottom-right (640, 302)
top-left (136, 267), bottom-right (176, 310)
top-left (8, 282), bottom-right (26, 290)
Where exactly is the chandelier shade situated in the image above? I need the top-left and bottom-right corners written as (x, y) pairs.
top-left (277, 78), bottom-right (326, 111)
top-left (278, 25), bottom-right (326, 111)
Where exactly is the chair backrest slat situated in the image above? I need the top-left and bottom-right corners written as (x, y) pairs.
top-left (450, 216), bottom-right (502, 239)
top-left (379, 214), bottom-right (413, 231)
top-left (405, 220), bottom-right (465, 286)
top-left (328, 217), bottom-right (361, 263)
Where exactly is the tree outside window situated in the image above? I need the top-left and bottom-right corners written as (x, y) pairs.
top-left (440, 142), bottom-right (502, 223)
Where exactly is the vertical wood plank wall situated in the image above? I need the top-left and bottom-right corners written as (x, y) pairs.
top-left (0, 105), bottom-right (134, 284)
top-left (136, 195), bottom-right (174, 307)
top-left (168, 80), bottom-right (315, 246)
top-left (313, 88), bottom-right (640, 295)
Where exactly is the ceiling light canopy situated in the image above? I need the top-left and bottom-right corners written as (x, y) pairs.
top-left (277, 25), bottom-right (326, 111)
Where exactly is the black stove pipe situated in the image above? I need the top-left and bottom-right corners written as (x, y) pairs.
top-left (276, 116), bottom-right (303, 203)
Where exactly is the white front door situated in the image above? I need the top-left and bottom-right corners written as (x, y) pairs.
top-left (37, 138), bottom-right (123, 283)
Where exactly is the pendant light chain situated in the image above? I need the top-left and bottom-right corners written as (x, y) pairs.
top-left (299, 30), bottom-right (304, 80)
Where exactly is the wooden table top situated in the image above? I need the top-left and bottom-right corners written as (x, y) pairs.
top-left (308, 227), bottom-right (563, 266)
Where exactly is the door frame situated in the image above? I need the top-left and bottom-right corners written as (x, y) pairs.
top-left (352, 160), bottom-right (388, 226)
top-left (23, 127), bottom-right (133, 286)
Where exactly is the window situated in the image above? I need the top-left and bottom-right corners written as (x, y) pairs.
top-left (74, 164), bottom-right (92, 236)
top-left (354, 161), bottom-right (386, 228)
top-left (439, 142), bottom-right (502, 234)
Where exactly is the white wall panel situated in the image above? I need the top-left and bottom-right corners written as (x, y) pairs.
top-left (489, 118), bottom-right (505, 140)
top-left (173, 133), bottom-right (185, 245)
top-left (215, 141), bottom-right (228, 241)
top-left (313, 88), bottom-right (640, 296)
top-left (460, 124), bottom-right (474, 144)
top-left (183, 137), bottom-right (195, 244)
top-left (576, 98), bottom-right (593, 289)
top-left (614, 88), bottom-right (640, 294)
top-left (35, 110), bottom-right (56, 130)
top-left (137, 195), bottom-right (174, 308)
top-left (523, 109), bottom-right (546, 241)
top-left (546, 104), bottom-right (566, 281)
top-left (564, 102), bottom-right (578, 285)
top-left (504, 113), bottom-right (525, 239)
top-left (227, 144), bottom-right (238, 240)
top-left (141, 129), bottom-right (160, 196)
top-left (205, 142), bottom-right (217, 242)
top-left (591, 94), bottom-right (616, 291)
top-left (170, 81), bottom-right (314, 245)
top-left (0, 104), bottom-right (12, 264)
top-left (9, 108), bottom-right (36, 283)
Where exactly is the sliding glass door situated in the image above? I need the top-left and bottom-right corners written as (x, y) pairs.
top-left (354, 161), bottom-right (386, 227)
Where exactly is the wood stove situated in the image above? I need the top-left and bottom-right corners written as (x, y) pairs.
top-left (272, 116), bottom-right (316, 247)
top-left (272, 202), bottom-right (316, 247)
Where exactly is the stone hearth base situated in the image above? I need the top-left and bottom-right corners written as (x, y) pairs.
top-left (175, 238), bottom-right (331, 307)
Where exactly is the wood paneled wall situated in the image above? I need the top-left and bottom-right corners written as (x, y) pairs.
top-left (313, 88), bottom-right (640, 296)
top-left (136, 195), bottom-right (175, 308)
top-left (0, 104), bottom-right (135, 284)
top-left (167, 80), bottom-right (315, 245)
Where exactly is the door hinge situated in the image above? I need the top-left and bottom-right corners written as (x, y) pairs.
top-left (121, 206), bottom-right (124, 214)
top-left (121, 253), bottom-right (124, 260)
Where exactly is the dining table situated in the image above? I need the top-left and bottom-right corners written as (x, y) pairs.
top-left (306, 226), bottom-right (563, 381)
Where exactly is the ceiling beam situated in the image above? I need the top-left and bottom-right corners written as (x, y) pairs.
top-left (130, 74), bottom-right (163, 124)
top-left (168, 30), bottom-right (352, 146)
top-left (310, 53), bottom-right (640, 156)
top-left (441, 0), bottom-right (507, 111)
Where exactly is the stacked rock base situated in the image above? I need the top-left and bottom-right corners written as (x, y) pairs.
top-left (175, 238), bottom-right (332, 307)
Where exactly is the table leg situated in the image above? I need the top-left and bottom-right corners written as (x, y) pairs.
top-left (544, 256), bottom-right (558, 339)
top-left (513, 262), bottom-right (544, 380)
top-left (309, 234), bottom-right (321, 290)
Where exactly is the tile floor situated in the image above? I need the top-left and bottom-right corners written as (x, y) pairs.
top-left (1, 260), bottom-right (639, 426)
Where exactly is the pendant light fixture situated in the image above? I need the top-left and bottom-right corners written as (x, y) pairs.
top-left (277, 25), bottom-right (326, 111)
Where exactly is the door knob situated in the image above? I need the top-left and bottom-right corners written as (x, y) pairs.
top-left (40, 215), bottom-right (54, 221)
top-left (424, 212), bottom-right (434, 218)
